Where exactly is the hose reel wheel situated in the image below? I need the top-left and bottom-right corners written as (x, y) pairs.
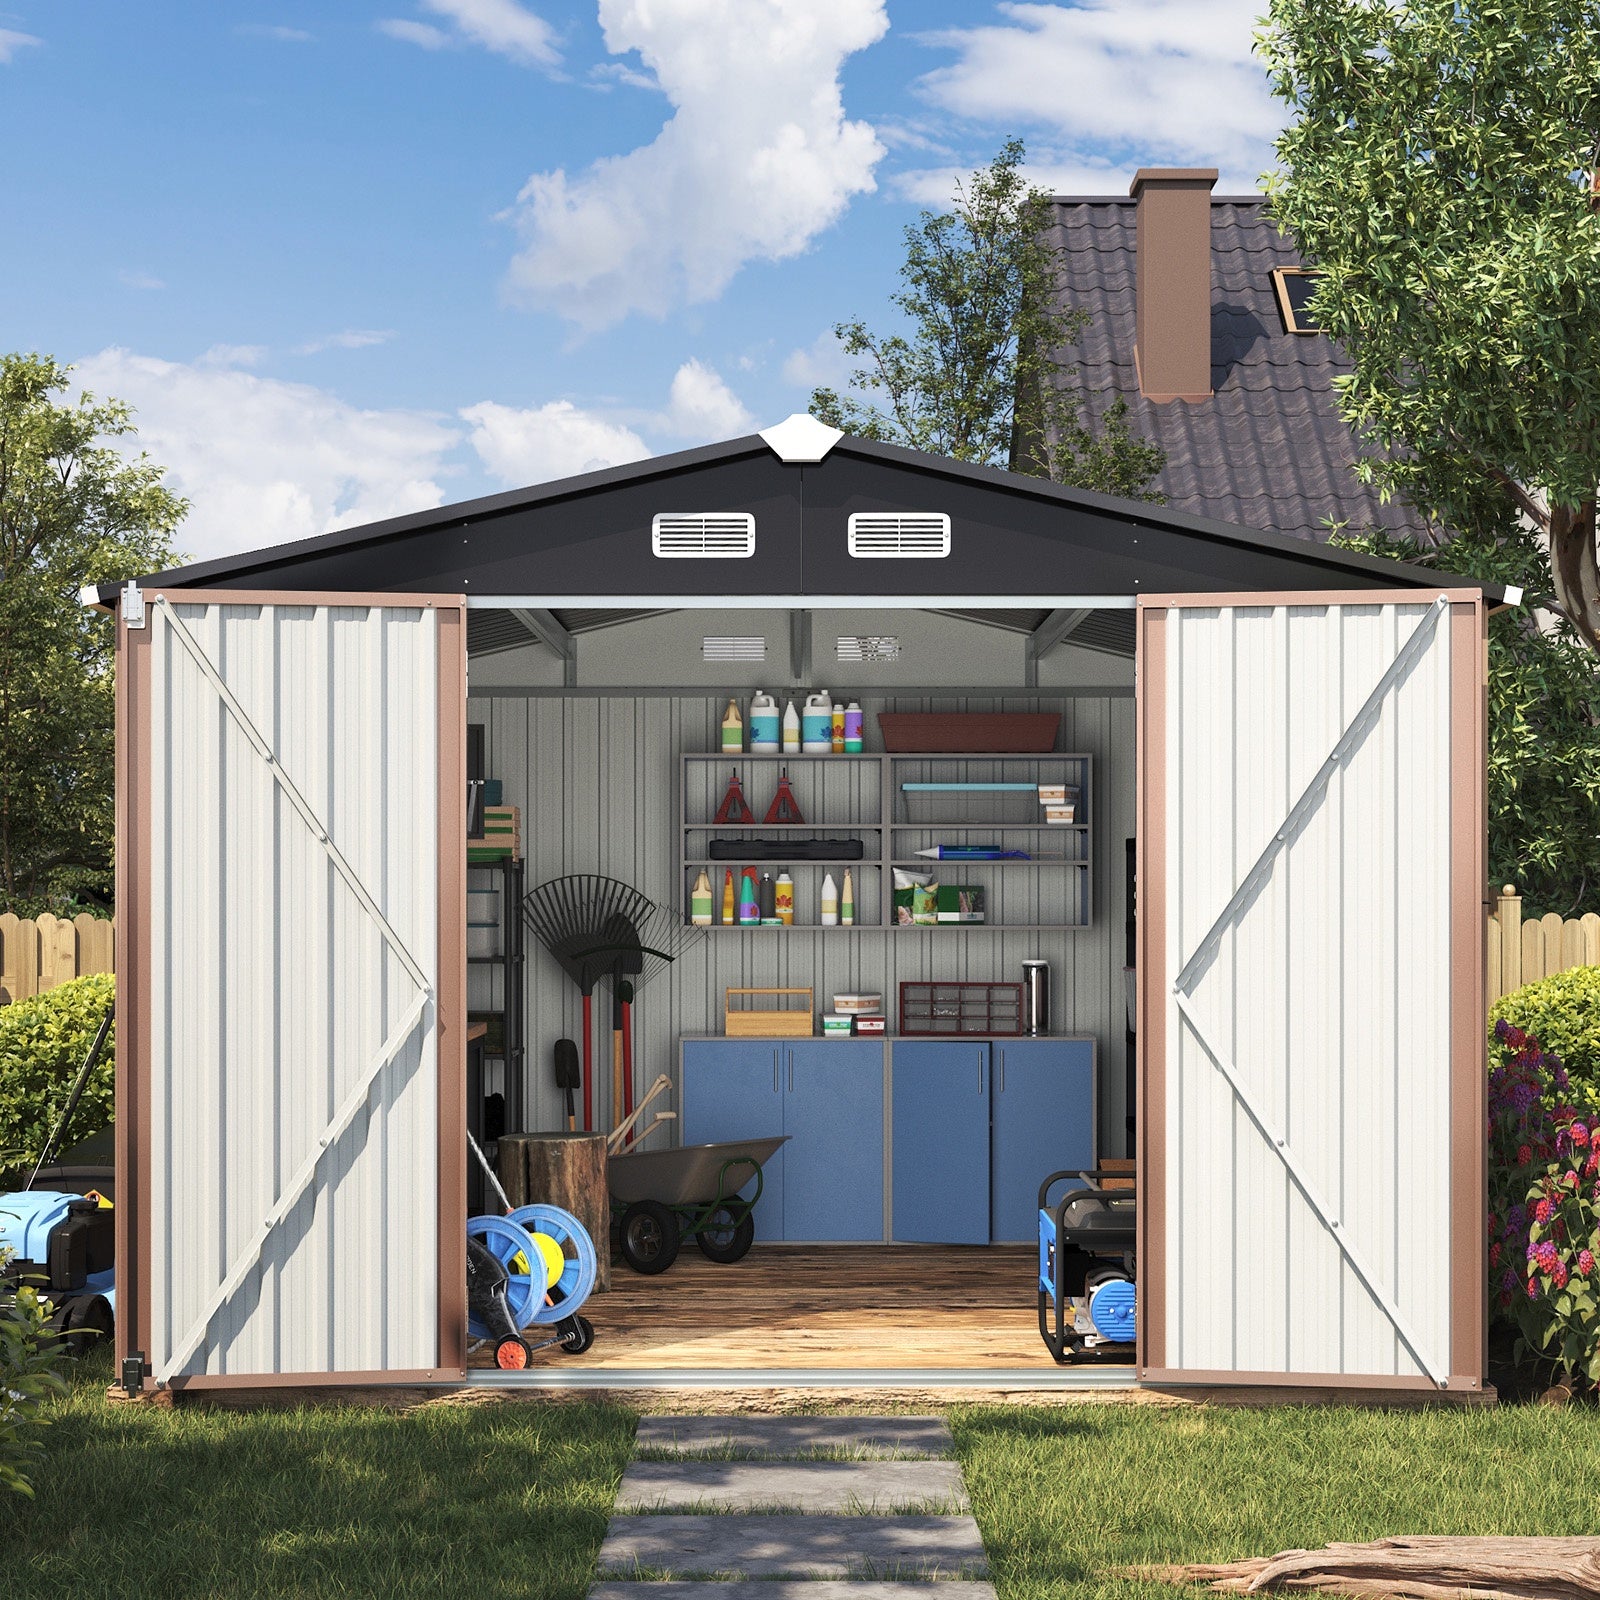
top-left (506, 1203), bottom-right (599, 1324)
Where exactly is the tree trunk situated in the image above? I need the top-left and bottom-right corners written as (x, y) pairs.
top-left (1129, 1536), bottom-right (1600, 1600)
top-left (1549, 499), bottom-right (1600, 654)
top-left (497, 1131), bottom-right (610, 1291)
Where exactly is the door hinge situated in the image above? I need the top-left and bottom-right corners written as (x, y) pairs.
top-left (123, 581), bottom-right (146, 629)
top-left (121, 1351), bottom-right (151, 1397)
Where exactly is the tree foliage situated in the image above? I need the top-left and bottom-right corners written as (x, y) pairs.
top-left (810, 139), bottom-right (1165, 498)
top-left (1258, 1), bottom-right (1600, 651)
top-left (0, 354), bottom-right (185, 912)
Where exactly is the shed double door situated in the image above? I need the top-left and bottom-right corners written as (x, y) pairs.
top-left (891, 1039), bottom-right (1094, 1244)
top-left (680, 1040), bottom-right (884, 1242)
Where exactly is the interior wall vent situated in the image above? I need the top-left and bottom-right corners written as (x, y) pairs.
top-left (703, 636), bottom-right (767, 662)
top-left (653, 512), bottom-right (756, 558)
top-left (837, 635), bottom-right (900, 662)
top-left (847, 511), bottom-right (950, 558)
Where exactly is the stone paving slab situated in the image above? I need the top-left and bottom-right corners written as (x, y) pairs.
top-left (591, 1584), bottom-right (997, 1600)
top-left (616, 1459), bottom-right (966, 1513)
top-left (634, 1415), bottom-right (953, 1459)
top-left (596, 1514), bottom-right (989, 1580)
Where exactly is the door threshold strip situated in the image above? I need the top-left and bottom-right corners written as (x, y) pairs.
top-left (468, 1365), bottom-right (1138, 1389)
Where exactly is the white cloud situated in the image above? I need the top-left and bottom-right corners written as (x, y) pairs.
top-left (236, 23), bottom-right (314, 42)
top-left (294, 328), bottom-right (396, 355)
top-left (781, 329), bottom-right (851, 391)
top-left (915, 1), bottom-right (1281, 192)
top-left (377, 17), bottom-right (452, 49)
top-left (503, 0), bottom-right (889, 329)
top-left (197, 343), bottom-right (269, 369)
top-left (72, 349), bottom-right (459, 562)
top-left (380, 0), bottom-right (559, 66)
top-left (119, 269), bottom-right (166, 291)
top-left (660, 359), bottom-right (752, 438)
top-left (0, 27), bottom-right (40, 63)
top-left (461, 400), bottom-right (649, 485)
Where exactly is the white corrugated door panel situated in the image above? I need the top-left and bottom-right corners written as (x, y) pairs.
top-left (1137, 591), bottom-right (1485, 1394)
top-left (143, 594), bottom-right (457, 1383)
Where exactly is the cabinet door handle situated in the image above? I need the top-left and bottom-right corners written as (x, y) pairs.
top-left (978, 1049), bottom-right (986, 1095)
top-left (998, 1049), bottom-right (1005, 1094)
top-left (773, 1048), bottom-right (779, 1093)
top-left (788, 1049), bottom-right (794, 1092)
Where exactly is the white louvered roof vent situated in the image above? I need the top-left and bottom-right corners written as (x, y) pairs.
top-left (653, 512), bottom-right (755, 559)
top-left (703, 636), bottom-right (767, 662)
top-left (847, 511), bottom-right (950, 558)
top-left (838, 635), bottom-right (900, 662)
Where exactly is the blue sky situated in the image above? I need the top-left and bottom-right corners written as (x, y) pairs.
top-left (0, 2), bottom-right (1281, 562)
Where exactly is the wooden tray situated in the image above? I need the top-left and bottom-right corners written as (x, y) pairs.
top-left (725, 987), bottom-right (814, 1037)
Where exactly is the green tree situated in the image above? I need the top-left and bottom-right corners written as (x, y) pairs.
top-left (810, 139), bottom-right (1165, 498)
top-left (1258, 1), bottom-right (1600, 651)
top-left (0, 354), bottom-right (185, 912)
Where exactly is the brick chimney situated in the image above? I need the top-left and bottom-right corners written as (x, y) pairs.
top-left (1130, 167), bottom-right (1217, 402)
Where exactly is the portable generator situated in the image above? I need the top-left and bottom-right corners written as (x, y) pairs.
top-left (1038, 1167), bottom-right (1137, 1363)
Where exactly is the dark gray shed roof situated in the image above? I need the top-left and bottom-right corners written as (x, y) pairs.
top-left (1043, 197), bottom-right (1436, 544)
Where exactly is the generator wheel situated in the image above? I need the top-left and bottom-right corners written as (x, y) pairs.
top-left (559, 1314), bottom-right (596, 1355)
top-left (694, 1204), bottom-right (755, 1264)
top-left (619, 1200), bottom-right (680, 1274)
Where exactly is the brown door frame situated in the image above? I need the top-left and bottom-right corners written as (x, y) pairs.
top-left (113, 588), bottom-right (468, 1389)
top-left (1135, 589), bottom-right (1487, 1393)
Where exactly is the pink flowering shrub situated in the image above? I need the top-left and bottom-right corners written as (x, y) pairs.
top-left (1488, 1020), bottom-right (1600, 1386)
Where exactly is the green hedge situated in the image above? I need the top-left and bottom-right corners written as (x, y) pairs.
top-left (0, 974), bottom-right (114, 1187)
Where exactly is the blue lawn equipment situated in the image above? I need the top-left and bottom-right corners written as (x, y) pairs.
top-left (1038, 1167), bottom-right (1136, 1363)
top-left (1, 1001), bottom-right (116, 1353)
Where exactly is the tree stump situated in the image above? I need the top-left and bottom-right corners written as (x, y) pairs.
top-left (497, 1131), bottom-right (610, 1291)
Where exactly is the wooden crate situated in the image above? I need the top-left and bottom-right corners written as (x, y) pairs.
top-left (725, 987), bottom-right (814, 1037)
top-left (467, 803), bottom-right (520, 862)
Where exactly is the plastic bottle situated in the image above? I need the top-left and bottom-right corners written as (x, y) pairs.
top-left (775, 870), bottom-right (794, 925)
top-left (841, 867), bottom-right (854, 927)
top-left (738, 868), bottom-right (760, 924)
top-left (721, 698), bottom-right (743, 753)
top-left (690, 869), bottom-right (713, 926)
top-left (782, 700), bottom-right (801, 754)
top-left (819, 872), bottom-right (839, 927)
top-left (844, 701), bottom-right (864, 753)
top-left (721, 868), bottom-right (736, 925)
top-left (831, 700), bottom-right (845, 754)
top-left (758, 872), bottom-right (776, 920)
top-left (749, 690), bottom-right (780, 753)
top-left (802, 691), bottom-right (832, 753)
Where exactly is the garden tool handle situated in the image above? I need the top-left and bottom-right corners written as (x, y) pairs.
top-left (606, 1074), bottom-right (671, 1152)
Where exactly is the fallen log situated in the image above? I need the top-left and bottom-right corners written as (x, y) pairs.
top-left (1127, 1536), bottom-right (1600, 1600)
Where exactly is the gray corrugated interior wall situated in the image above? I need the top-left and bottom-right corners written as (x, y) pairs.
top-left (469, 692), bottom-right (1135, 1158)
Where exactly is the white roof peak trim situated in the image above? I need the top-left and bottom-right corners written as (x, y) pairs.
top-left (760, 413), bottom-right (844, 463)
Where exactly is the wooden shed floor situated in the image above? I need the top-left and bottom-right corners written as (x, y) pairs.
top-left (471, 1244), bottom-right (1098, 1370)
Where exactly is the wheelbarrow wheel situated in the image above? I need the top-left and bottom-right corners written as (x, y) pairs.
top-left (694, 1203), bottom-right (755, 1264)
top-left (558, 1314), bottom-right (595, 1355)
top-left (619, 1199), bottom-right (680, 1274)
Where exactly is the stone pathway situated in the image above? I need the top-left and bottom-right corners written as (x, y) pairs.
top-left (592, 1415), bottom-right (994, 1593)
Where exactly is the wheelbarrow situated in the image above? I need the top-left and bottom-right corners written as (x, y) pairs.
top-left (608, 1136), bottom-right (787, 1274)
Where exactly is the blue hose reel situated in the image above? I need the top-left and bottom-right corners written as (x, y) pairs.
top-left (466, 1203), bottom-right (598, 1340)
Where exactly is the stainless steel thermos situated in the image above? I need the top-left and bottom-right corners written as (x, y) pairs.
top-left (1022, 959), bottom-right (1051, 1036)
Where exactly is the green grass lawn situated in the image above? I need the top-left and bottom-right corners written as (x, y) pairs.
top-left (4, 1355), bottom-right (635, 1600)
top-left (953, 1401), bottom-right (1600, 1600)
top-left (9, 1360), bottom-right (1600, 1600)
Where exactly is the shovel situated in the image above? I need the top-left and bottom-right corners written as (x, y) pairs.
top-left (552, 1038), bottom-right (580, 1132)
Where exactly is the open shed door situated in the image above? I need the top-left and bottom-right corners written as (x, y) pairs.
top-left (1136, 591), bottom-right (1486, 1394)
top-left (115, 590), bottom-right (466, 1388)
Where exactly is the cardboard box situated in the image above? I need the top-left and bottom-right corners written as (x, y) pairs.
top-left (852, 1014), bottom-right (886, 1035)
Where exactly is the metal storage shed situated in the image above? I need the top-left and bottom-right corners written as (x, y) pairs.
top-left (103, 416), bottom-right (1503, 1398)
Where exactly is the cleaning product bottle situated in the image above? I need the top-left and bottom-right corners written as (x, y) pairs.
top-left (782, 699), bottom-right (801, 754)
top-left (721, 698), bottom-right (743, 754)
top-left (749, 689), bottom-right (780, 753)
top-left (830, 699), bottom-right (845, 754)
top-left (844, 701), bottom-right (864, 753)
top-left (721, 868), bottom-right (736, 925)
top-left (820, 872), bottom-right (839, 927)
top-left (775, 870), bottom-right (794, 925)
top-left (738, 868), bottom-right (761, 924)
top-left (841, 867), bottom-right (854, 927)
top-left (690, 869), bottom-right (713, 926)
top-left (759, 872), bottom-right (776, 920)
top-left (802, 690), bottom-right (832, 753)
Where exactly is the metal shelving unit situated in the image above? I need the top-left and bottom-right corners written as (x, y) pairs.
top-left (467, 853), bottom-right (526, 1129)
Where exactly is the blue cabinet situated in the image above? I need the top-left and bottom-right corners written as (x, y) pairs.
top-left (680, 1039), bottom-right (786, 1243)
top-left (782, 1041), bottom-right (884, 1242)
top-left (989, 1039), bottom-right (1096, 1242)
top-left (681, 1040), bottom-right (884, 1243)
top-left (891, 1041), bottom-right (990, 1244)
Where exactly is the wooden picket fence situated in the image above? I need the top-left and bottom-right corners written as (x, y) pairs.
top-left (1486, 885), bottom-right (1600, 1009)
top-left (0, 913), bottom-right (114, 1004)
